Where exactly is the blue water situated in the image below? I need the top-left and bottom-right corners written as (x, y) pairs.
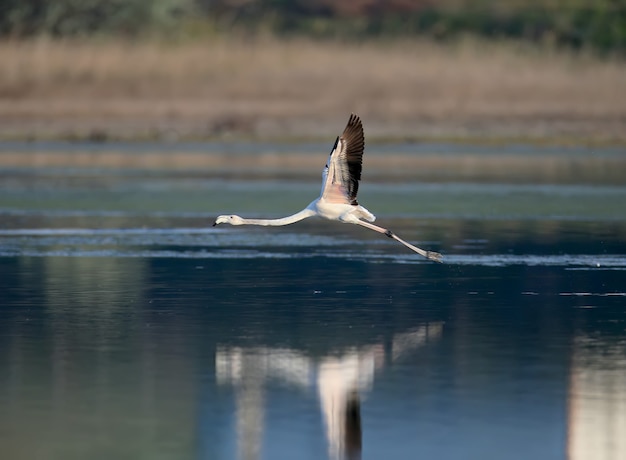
top-left (1, 150), bottom-right (626, 459)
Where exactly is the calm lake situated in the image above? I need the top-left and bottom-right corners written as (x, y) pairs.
top-left (1, 141), bottom-right (625, 460)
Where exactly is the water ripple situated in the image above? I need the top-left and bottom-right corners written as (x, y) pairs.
top-left (1, 227), bottom-right (625, 267)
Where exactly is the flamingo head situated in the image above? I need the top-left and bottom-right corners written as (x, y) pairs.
top-left (213, 215), bottom-right (244, 226)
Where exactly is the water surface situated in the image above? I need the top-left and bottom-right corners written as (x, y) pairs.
top-left (1, 143), bottom-right (625, 460)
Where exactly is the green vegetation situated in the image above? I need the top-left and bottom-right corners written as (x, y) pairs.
top-left (0, 0), bottom-right (194, 37)
top-left (0, 0), bottom-right (624, 53)
top-left (1, 2), bottom-right (624, 143)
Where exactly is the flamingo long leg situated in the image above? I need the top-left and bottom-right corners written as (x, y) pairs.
top-left (353, 220), bottom-right (442, 263)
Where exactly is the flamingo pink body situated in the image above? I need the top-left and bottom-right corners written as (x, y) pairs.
top-left (213, 114), bottom-right (442, 262)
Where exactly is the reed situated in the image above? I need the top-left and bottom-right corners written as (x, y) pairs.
top-left (1, 37), bottom-right (625, 141)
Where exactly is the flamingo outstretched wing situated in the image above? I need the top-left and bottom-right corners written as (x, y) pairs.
top-left (320, 114), bottom-right (365, 205)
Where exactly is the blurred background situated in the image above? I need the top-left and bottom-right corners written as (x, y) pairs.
top-left (0, 0), bottom-right (625, 143)
top-left (1, 3), bottom-right (626, 460)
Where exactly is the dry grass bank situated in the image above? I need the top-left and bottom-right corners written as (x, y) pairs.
top-left (2, 150), bottom-right (624, 184)
top-left (1, 38), bottom-right (625, 142)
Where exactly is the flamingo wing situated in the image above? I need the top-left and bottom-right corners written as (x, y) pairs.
top-left (320, 114), bottom-right (365, 205)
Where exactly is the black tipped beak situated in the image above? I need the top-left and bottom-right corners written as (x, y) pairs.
top-left (212, 222), bottom-right (217, 227)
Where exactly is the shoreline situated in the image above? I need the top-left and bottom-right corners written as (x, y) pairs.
top-left (2, 111), bottom-right (625, 145)
top-left (2, 144), bottom-right (624, 185)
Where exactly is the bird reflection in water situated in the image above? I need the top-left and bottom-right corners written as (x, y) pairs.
top-left (316, 347), bottom-right (378, 460)
top-left (568, 334), bottom-right (626, 460)
top-left (215, 322), bottom-right (443, 460)
top-left (344, 391), bottom-right (362, 460)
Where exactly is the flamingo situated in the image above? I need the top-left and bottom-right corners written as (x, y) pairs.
top-left (213, 114), bottom-right (442, 262)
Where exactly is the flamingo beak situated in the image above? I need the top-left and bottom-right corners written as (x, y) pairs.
top-left (212, 221), bottom-right (217, 227)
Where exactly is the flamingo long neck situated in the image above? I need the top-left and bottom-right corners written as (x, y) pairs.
top-left (239, 208), bottom-right (315, 226)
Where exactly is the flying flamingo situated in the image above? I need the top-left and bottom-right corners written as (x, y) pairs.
top-left (213, 114), bottom-right (442, 262)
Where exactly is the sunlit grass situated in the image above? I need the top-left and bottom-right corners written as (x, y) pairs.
top-left (0, 37), bottom-right (625, 142)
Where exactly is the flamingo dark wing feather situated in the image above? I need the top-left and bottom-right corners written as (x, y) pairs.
top-left (340, 113), bottom-right (364, 204)
top-left (322, 114), bottom-right (365, 205)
